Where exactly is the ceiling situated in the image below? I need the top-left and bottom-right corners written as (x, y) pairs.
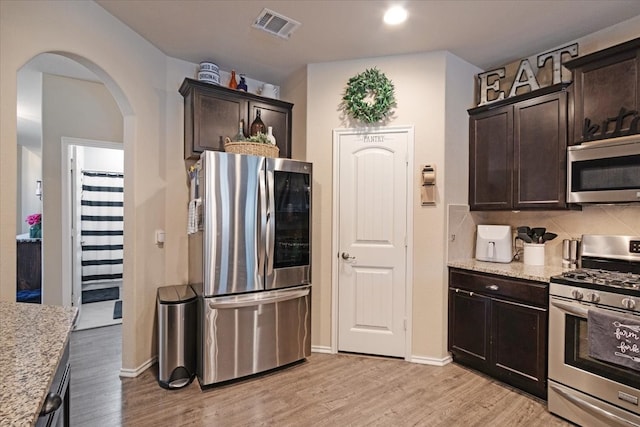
top-left (17, 1), bottom-right (640, 151)
top-left (96, 0), bottom-right (640, 85)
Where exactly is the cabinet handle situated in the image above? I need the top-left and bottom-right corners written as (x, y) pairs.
top-left (486, 284), bottom-right (499, 291)
top-left (40, 392), bottom-right (62, 416)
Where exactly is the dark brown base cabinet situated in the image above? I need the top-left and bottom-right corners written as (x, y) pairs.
top-left (468, 84), bottom-right (568, 210)
top-left (180, 78), bottom-right (293, 160)
top-left (17, 239), bottom-right (42, 303)
top-left (36, 342), bottom-right (70, 427)
top-left (448, 268), bottom-right (548, 399)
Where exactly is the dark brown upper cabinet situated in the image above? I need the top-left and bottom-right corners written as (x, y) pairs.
top-left (180, 78), bottom-right (293, 160)
top-left (565, 37), bottom-right (640, 145)
top-left (468, 84), bottom-right (569, 210)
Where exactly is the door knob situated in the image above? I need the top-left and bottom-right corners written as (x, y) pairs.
top-left (341, 252), bottom-right (356, 260)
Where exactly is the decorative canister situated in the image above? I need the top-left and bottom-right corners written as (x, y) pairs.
top-left (197, 71), bottom-right (220, 85)
top-left (199, 61), bottom-right (219, 74)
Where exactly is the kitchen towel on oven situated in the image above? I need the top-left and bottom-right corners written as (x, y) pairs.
top-left (588, 309), bottom-right (640, 371)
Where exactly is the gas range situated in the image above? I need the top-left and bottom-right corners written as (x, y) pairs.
top-left (548, 235), bottom-right (640, 426)
top-left (550, 234), bottom-right (640, 309)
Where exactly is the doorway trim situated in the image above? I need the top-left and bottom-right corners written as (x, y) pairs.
top-left (61, 137), bottom-right (123, 309)
top-left (330, 125), bottom-right (415, 360)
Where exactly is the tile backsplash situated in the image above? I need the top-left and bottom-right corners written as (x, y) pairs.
top-left (447, 204), bottom-right (640, 267)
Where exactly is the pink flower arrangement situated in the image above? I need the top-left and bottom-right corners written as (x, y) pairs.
top-left (26, 213), bottom-right (42, 226)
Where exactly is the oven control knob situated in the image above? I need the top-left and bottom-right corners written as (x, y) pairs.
top-left (586, 292), bottom-right (600, 303)
top-left (622, 298), bottom-right (636, 310)
top-left (571, 289), bottom-right (584, 300)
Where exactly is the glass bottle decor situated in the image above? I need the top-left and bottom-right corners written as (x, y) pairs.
top-left (237, 74), bottom-right (248, 92)
top-left (266, 126), bottom-right (276, 145)
top-left (250, 110), bottom-right (266, 136)
top-left (228, 70), bottom-right (238, 89)
top-left (232, 120), bottom-right (246, 141)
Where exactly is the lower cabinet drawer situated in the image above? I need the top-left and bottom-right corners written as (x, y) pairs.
top-left (449, 268), bottom-right (547, 307)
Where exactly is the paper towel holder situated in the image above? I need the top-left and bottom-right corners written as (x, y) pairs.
top-left (421, 164), bottom-right (436, 205)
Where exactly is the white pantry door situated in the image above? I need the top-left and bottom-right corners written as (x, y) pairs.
top-left (337, 129), bottom-right (408, 357)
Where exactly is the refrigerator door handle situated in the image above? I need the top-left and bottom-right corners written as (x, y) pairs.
top-left (266, 169), bottom-right (276, 278)
top-left (208, 287), bottom-right (310, 309)
top-left (258, 166), bottom-right (267, 276)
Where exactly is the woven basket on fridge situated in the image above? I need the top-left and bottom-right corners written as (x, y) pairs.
top-left (224, 138), bottom-right (279, 158)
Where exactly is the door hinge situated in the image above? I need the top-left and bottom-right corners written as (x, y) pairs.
top-left (404, 318), bottom-right (407, 331)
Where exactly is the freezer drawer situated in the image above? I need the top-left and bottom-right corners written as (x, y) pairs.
top-left (198, 285), bottom-right (311, 385)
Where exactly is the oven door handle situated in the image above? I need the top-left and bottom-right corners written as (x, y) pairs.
top-left (549, 383), bottom-right (640, 427)
top-left (550, 299), bottom-right (589, 318)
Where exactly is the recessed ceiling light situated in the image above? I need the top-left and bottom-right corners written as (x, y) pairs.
top-left (384, 5), bottom-right (407, 25)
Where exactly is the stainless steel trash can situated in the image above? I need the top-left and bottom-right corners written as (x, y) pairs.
top-left (157, 284), bottom-right (197, 389)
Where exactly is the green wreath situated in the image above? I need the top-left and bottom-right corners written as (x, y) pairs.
top-left (343, 68), bottom-right (396, 123)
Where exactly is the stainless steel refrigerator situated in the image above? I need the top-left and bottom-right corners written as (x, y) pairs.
top-left (189, 150), bottom-right (312, 386)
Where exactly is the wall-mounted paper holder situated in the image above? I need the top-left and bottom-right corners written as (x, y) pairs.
top-left (421, 164), bottom-right (436, 206)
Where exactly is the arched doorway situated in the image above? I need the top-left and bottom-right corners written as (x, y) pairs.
top-left (16, 51), bottom-right (133, 362)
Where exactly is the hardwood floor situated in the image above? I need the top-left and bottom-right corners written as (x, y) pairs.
top-left (70, 325), bottom-right (571, 426)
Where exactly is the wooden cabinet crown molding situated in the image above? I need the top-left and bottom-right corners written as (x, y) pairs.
top-left (179, 78), bottom-right (293, 110)
top-left (563, 37), bottom-right (640, 70)
top-left (468, 83), bottom-right (571, 115)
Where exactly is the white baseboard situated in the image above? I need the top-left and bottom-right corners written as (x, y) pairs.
top-left (311, 345), bottom-right (333, 354)
top-left (120, 356), bottom-right (157, 378)
top-left (409, 354), bottom-right (452, 366)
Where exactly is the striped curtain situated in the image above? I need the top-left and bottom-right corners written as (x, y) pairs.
top-left (81, 171), bottom-right (124, 285)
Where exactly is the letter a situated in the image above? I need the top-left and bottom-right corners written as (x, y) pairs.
top-left (508, 59), bottom-right (540, 98)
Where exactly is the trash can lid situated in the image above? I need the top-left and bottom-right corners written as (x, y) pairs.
top-left (157, 284), bottom-right (197, 304)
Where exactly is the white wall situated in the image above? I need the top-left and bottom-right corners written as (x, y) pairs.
top-left (79, 145), bottom-right (124, 173)
top-left (16, 66), bottom-right (43, 234)
top-left (306, 52), bottom-right (480, 360)
top-left (18, 147), bottom-right (43, 235)
top-left (0, 0), bottom-right (189, 372)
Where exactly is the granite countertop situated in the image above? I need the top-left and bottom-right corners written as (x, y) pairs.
top-left (0, 302), bottom-right (77, 426)
top-left (448, 258), bottom-right (569, 283)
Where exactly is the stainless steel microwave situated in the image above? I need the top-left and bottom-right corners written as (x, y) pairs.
top-left (567, 136), bottom-right (640, 204)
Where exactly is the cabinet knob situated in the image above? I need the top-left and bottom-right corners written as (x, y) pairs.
top-left (486, 284), bottom-right (499, 291)
top-left (40, 392), bottom-right (62, 416)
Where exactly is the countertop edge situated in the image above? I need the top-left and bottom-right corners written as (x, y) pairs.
top-left (448, 259), bottom-right (568, 283)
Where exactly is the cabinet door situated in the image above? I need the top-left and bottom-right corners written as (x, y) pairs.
top-left (491, 298), bottom-right (547, 399)
top-left (17, 241), bottom-right (42, 293)
top-left (469, 106), bottom-right (513, 210)
top-left (249, 101), bottom-right (292, 159)
top-left (188, 89), bottom-right (248, 158)
top-left (513, 91), bottom-right (567, 209)
top-left (448, 288), bottom-right (491, 371)
top-left (569, 40), bottom-right (640, 144)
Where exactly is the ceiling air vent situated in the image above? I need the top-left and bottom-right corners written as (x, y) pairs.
top-left (252, 8), bottom-right (301, 39)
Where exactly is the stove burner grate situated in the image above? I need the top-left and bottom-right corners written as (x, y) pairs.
top-left (561, 268), bottom-right (640, 289)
